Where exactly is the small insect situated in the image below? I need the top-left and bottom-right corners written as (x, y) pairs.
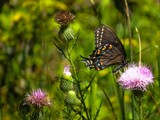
top-left (82, 25), bottom-right (128, 73)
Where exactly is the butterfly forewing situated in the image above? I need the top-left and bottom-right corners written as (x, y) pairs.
top-left (95, 26), bottom-right (126, 58)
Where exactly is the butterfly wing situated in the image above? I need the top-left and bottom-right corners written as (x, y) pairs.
top-left (82, 25), bottom-right (127, 72)
top-left (95, 25), bottom-right (126, 58)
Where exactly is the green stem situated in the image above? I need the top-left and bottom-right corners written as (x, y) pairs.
top-left (68, 53), bottom-right (90, 120)
top-left (113, 74), bottom-right (125, 120)
top-left (103, 90), bottom-right (117, 120)
top-left (124, 0), bottom-right (132, 61)
top-left (121, 90), bottom-right (125, 120)
top-left (138, 98), bottom-right (142, 120)
top-left (90, 77), bottom-right (97, 120)
top-left (132, 94), bottom-right (135, 120)
top-left (157, 35), bottom-right (160, 87)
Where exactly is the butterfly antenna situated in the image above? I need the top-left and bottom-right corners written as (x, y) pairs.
top-left (80, 55), bottom-right (89, 61)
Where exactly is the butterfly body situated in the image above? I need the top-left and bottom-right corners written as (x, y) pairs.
top-left (82, 25), bottom-right (128, 73)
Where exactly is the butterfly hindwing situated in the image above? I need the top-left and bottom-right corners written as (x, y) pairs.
top-left (83, 44), bottom-right (126, 71)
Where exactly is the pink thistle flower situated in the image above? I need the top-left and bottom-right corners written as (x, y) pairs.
top-left (26, 89), bottom-right (52, 107)
top-left (118, 64), bottom-right (154, 91)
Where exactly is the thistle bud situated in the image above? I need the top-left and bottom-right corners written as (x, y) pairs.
top-left (60, 66), bottom-right (73, 92)
top-left (65, 90), bottom-right (80, 106)
top-left (58, 27), bottom-right (75, 41)
top-left (55, 11), bottom-right (75, 41)
top-left (60, 78), bottom-right (73, 92)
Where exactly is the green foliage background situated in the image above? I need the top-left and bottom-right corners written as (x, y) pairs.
top-left (0, 0), bottom-right (159, 119)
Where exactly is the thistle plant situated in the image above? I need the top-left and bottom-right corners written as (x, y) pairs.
top-left (117, 63), bottom-right (154, 120)
top-left (25, 89), bottom-right (52, 107)
top-left (19, 89), bottom-right (52, 120)
top-left (54, 10), bottom-right (92, 119)
top-left (53, 10), bottom-right (77, 57)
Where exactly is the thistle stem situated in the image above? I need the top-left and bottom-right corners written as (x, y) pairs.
top-left (90, 77), bottom-right (97, 120)
top-left (138, 98), bottom-right (143, 120)
top-left (68, 53), bottom-right (90, 120)
top-left (131, 94), bottom-right (135, 120)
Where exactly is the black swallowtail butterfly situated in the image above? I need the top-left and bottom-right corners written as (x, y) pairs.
top-left (82, 25), bottom-right (128, 73)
